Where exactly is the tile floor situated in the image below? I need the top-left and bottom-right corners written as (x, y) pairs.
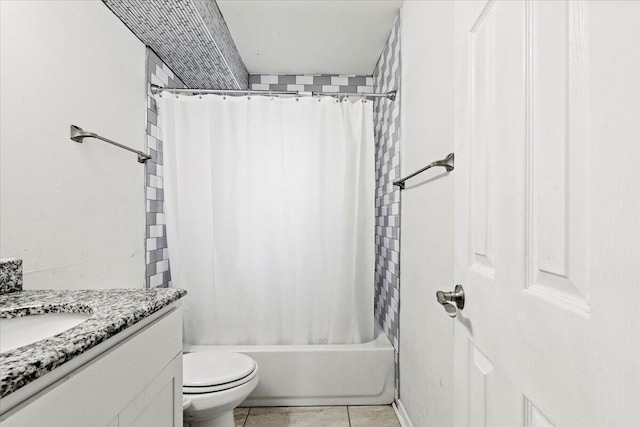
top-left (234, 405), bottom-right (401, 427)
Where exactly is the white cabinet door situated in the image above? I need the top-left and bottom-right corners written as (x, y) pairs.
top-left (453, 1), bottom-right (640, 426)
top-left (119, 355), bottom-right (183, 427)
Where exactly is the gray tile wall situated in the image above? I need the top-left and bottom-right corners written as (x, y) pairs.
top-left (373, 13), bottom-right (401, 394)
top-left (103, 0), bottom-right (248, 89)
top-left (145, 49), bottom-right (186, 288)
top-left (249, 74), bottom-right (373, 94)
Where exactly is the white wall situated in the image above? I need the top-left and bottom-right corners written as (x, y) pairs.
top-left (399, 2), bottom-right (455, 426)
top-left (0, 1), bottom-right (147, 289)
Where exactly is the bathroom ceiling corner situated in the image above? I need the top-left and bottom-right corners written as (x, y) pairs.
top-left (216, 0), bottom-right (404, 75)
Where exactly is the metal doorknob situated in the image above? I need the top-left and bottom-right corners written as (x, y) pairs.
top-left (436, 285), bottom-right (465, 318)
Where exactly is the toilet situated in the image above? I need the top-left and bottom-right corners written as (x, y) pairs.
top-left (182, 352), bottom-right (259, 427)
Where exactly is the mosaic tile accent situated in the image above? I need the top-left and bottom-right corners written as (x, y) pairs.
top-left (373, 13), bottom-right (401, 393)
top-left (249, 74), bottom-right (374, 94)
top-left (191, 0), bottom-right (247, 88)
top-left (0, 259), bottom-right (23, 295)
top-left (0, 287), bottom-right (186, 397)
top-left (103, 0), bottom-right (248, 89)
top-left (145, 49), bottom-right (185, 289)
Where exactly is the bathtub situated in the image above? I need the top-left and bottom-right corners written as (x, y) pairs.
top-left (183, 324), bottom-right (395, 406)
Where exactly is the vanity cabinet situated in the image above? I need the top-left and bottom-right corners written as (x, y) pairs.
top-left (1, 304), bottom-right (183, 427)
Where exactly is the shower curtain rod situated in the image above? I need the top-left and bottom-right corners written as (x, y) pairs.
top-left (150, 84), bottom-right (396, 101)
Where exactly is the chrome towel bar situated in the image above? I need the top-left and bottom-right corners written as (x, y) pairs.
top-left (70, 125), bottom-right (151, 163)
top-left (393, 153), bottom-right (454, 190)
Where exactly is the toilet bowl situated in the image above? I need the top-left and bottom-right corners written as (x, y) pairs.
top-left (183, 352), bottom-right (259, 427)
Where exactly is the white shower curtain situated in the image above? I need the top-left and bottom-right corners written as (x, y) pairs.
top-left (158, 94), bottom-right (374, 345)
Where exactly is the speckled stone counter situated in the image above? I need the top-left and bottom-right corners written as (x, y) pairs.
top-left (0, 288), bottom-right (186, 398)
top-left (0, 259), bottom-right (23, 294)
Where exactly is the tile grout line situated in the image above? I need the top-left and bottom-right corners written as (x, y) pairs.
top-left (347, 405), bottom-right (352, 426)
top-left (242, 407), bottom-right (251, 427)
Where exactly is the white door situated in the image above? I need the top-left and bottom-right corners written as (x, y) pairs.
top-left (452, 1), bottom-right (640, 426)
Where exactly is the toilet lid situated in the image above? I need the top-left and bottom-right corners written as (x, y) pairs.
top-left (183, 352), bottom-right (256, 387)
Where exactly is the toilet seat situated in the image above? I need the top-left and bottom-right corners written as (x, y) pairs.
top-left (183, 352), bottom-right (258, 394)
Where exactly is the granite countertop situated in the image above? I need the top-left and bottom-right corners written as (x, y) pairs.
top-left (0, 288), bottom-right (186, 398)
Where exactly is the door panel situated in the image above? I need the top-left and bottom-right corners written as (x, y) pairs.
top-left (524, 399), bottom-right (555, 427)
top-left (528, 0), bottom-right (590, 308)
top-left (469, 0), bottom-right (497, 277)
top-left (467, 342), bottom-right (495, 427)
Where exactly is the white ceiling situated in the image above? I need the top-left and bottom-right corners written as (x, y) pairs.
top-left (216, 0), bottom-right (403, 76)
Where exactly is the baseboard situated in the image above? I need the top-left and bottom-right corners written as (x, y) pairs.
top-left (393, 399), bottom-right (413, 427)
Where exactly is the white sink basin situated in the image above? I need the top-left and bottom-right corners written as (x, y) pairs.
top-left (0, 312), bottom-right (91, 353)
